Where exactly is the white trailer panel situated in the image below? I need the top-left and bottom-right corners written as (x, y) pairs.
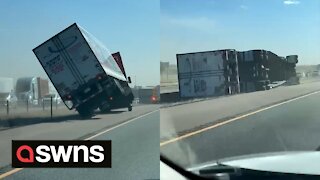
top-left (33, 36), bottom-right (82, 98)
top-left (177, 50), bottom-right (230, 98)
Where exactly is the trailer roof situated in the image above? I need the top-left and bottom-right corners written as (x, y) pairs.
top-left (176, 49), bottom-right (237, 56)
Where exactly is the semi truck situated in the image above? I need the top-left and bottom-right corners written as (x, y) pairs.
top-left (33, 23), bottom-right (133, 118)
top-left (285, 55), bottom-right (299, 85)
top-left (237, 50), bottom-right (301, 92)
top-left (0, 77), bottom-right (14, 94)
top-left (15, 77), bottom-right (49, 105)
top-left (0, 77), bottom-right (16, 107)
top-left (237, 50), bottom-right (271, 92)
top-left (176, 49), bottom-right (240, 98)
top-left (136, 85), bottom-right (160, 104)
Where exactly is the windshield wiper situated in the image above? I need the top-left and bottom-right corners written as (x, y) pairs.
top-left (160, 155), bottom-right (212, 180)
top-left (197, 163), bottom-right (241, 179)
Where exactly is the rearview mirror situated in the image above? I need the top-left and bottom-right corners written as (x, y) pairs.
top-left (127, 76), bottom-right (132, 84)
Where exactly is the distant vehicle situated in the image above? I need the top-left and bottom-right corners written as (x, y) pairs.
top-left (0, 77), bottom-right (16, 108)
top-left (0, 92), bottom-right (17, 108)
top-left (0, 77), bottom-right (14, 94)
top-left (42, 93), bottom-right (62, 105)
top-left (151, 85), bottom-right (160, 103)
top-left (33, 23), bottom-right (134, 118)
top-left (137, 86), bottom-right (160, 104)
top-left (177, 49), bottom-right (240, 98)
top-left (15, 77), bottom-right (49, 105)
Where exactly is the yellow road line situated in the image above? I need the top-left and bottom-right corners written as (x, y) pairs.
top-left (160, 90), bottom-right (320, 147)
top-left (0, 110), bottom-right (158, 179)
top-left (0, 168), bottom-right (23, 179)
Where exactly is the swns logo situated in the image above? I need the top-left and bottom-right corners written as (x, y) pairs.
top-left (12, 140), bottom-right (111, 168)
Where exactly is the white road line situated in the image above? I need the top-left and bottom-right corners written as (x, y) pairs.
top-left (85, 110), bottom-right (158, 140)
top-left (160, 90), bottom-right (320, 147)
top-left (0, 110), bottom-right (158, 179)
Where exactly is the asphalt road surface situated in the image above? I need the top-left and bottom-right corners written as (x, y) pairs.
top-left (161, 84), bottom-right (320, 168)
top-left (0, 104), bottom-right (159, 180)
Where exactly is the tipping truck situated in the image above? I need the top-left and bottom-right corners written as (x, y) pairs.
top-left (177, 49), bottom-right (240, 98)
top-left (33, 23), bottom-right (134, 118)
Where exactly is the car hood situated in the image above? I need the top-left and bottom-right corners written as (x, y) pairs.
top-left (189, 151), bottom-right (320, 175)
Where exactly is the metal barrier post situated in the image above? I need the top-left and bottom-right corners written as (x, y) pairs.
top-left (56, 99), bottom-right (58, 110)
top-left (42, 99), bottom-right (45, 111)
top-left (50, 96), bottom-right (53, 120)
top-left (26, 100), bottom-right (29, 112)
top-left (6, 100), bottom-right (9, 115)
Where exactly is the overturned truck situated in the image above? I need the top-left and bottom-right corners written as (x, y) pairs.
top-left (33, 23), bottom-right (134, 118)
top-left (237, 50), bottom-right (271, 93)
top-left (177, 49), bottom-right (240, 98)
top-left (176, 49), bottom-right (299, 99)
top-left (237, 50), bottom-right (299, 92)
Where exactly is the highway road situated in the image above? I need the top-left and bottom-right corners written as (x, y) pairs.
top-left (160, 82), bottom-right (320, 168)
top-left (0, 104), bottom-right (159, 180)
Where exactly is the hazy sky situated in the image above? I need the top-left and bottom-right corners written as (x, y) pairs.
top-left (0, 0), bottom-right (159, 86)
top-left (161, 0), bottom-right (320, 65)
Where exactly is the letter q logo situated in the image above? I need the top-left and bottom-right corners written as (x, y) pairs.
top-left (16, 145), bottom-right (34, 163)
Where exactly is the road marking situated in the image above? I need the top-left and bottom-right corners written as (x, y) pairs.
top-left (85, 110), bottom-right (158, 140)
top-left (0, 168), bottom-right (23, 179)
top-left (0, 110), bottom-right (158, 179)
top-left (160, 90), bottom-right (320, 147)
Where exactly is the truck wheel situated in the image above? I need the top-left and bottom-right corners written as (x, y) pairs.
top-left (99, 101), bottom-right (111, 113)
top-left (128, 105), bottom-right (132, 111)
top-left (99, 107), bottom-right (111, 113)
top-left (77, 106), bottom-right (94, 119)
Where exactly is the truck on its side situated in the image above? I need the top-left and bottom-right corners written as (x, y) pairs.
top-left (33, 23), bottom-right (133, 118)
top-left (15, 77), bottom-right (49, 105)
top-left (177, 49), bottom-right (240, 98)
top-left (237, 50), bottom-right (271, 93)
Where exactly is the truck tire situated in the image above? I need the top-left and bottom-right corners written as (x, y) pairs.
top-left (99, 101), bottom-right (111, 113)
top-left (77, 106), bottom-right (94, 119)
top-left (128, 105), bottom-right (132, 111)
top-left (99, 106), bottom-right (111, 113)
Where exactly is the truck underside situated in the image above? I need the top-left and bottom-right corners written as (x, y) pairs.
top-left (71, 76), bottom-right (134, 118)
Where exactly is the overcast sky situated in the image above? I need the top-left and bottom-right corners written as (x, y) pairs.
top-left (0, 0), bottom-right (159, 86)
top-left (161, 0), bottom-right (320, 65)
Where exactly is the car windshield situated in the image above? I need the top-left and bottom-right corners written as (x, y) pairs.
top-left (160, 0), bottom-right (320, 172)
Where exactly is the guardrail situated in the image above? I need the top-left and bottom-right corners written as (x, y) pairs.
top-left (0, 97), bottom-right (65, 119)
top-left (0, 97), bottom-right (147, 120)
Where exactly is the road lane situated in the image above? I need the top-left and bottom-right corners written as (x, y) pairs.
top-left (161, 90), bottom-right (320, 168)
top-left (160, 82), bottom-right (320, 142)
top-left (2, 111), bottom-right (159, 180)
top-left (0, 104), bottom-right (158, 169)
